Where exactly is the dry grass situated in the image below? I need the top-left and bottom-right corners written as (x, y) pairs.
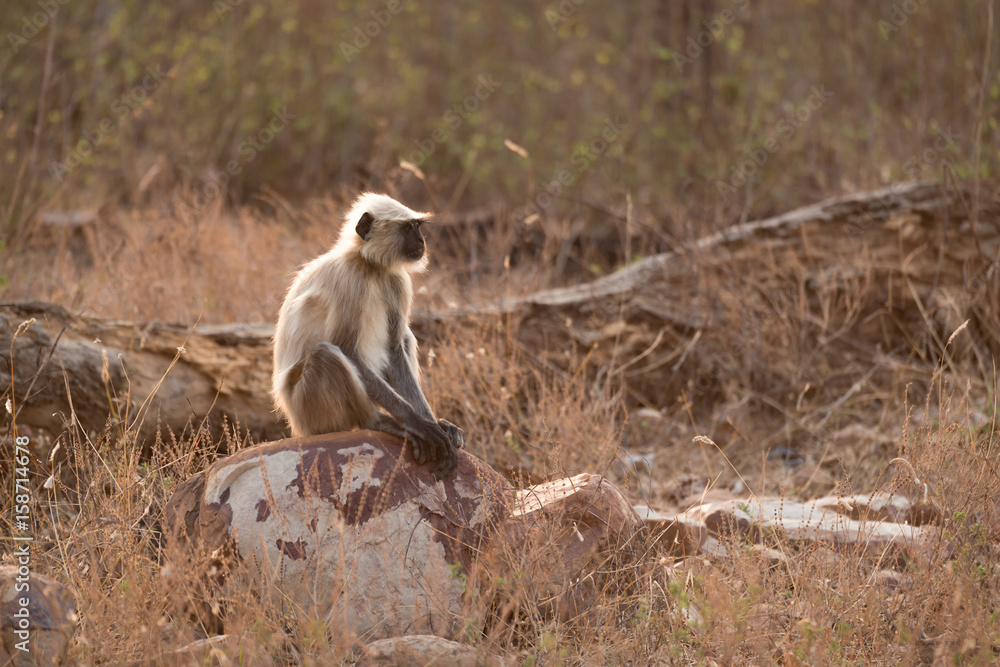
top-left (5, 378), bottom-right (997, 664)
top-left (2, 180), bottom-right (1000, 664)
top-left (2, 193), bottom-right (579, 324)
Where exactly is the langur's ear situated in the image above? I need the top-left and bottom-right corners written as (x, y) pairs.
top-left (356, 212), bottom-right (374, 241)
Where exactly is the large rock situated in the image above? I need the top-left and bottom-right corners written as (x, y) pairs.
top-left (164, 433), bottom-right (653, 645)
top-left (634, 505), bottom-right (707, 557)
top-left (0, 566), bottom-right (77, 666)
top-left (164, 431), bottom-right (513, 644)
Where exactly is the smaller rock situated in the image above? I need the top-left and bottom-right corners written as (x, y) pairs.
top-left (124, 634), bottom-right (276, 666)
top-left (635, 507), bottom-right (707, 557)
top-left (905, 501), bottom-right (942, 526)
top-left (359, 635), bottom-right (488, 667)
top-left (504, 474), bottom-right (644, 621)
top-left (0, 567), bottom-right (76, 666)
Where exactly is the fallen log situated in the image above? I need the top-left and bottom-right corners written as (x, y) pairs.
top-left (0, 301), bottom-right (284, 441)
top-left (500, 181), bottom-right (1000, 389)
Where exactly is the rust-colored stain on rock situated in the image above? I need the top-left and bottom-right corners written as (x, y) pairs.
top-left (255, 498), bottom-right (270, 522)
top-left (275, 538), bottom-right (308, 560)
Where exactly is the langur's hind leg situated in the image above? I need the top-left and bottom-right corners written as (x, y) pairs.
top-left (287, 342), bottom-right (375, 436)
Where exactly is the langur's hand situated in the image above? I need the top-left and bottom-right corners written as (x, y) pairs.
top-left (437, 419), bottom-right (464, 451)
top-left (407, 418), bottom-right (452, 466)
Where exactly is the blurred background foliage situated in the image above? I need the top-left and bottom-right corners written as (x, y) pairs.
top-left (0, 0), bottom-right (997, 231)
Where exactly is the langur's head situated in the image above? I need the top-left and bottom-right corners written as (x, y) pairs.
top-left (338, 193), bottom-right (432, 270)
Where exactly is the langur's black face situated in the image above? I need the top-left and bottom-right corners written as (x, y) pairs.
top-left (355, 211), bottom-right (428, 266)
top-left (400, 219), bottom-right (426, 261)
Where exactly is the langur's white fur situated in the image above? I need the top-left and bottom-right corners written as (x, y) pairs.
top-left (331, 193), bottom-right (431, 271)
top-left (272, 193), bottom-right (432, 438)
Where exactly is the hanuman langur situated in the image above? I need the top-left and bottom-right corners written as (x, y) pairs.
top-left (272, 193), bottom-right (463, 478)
